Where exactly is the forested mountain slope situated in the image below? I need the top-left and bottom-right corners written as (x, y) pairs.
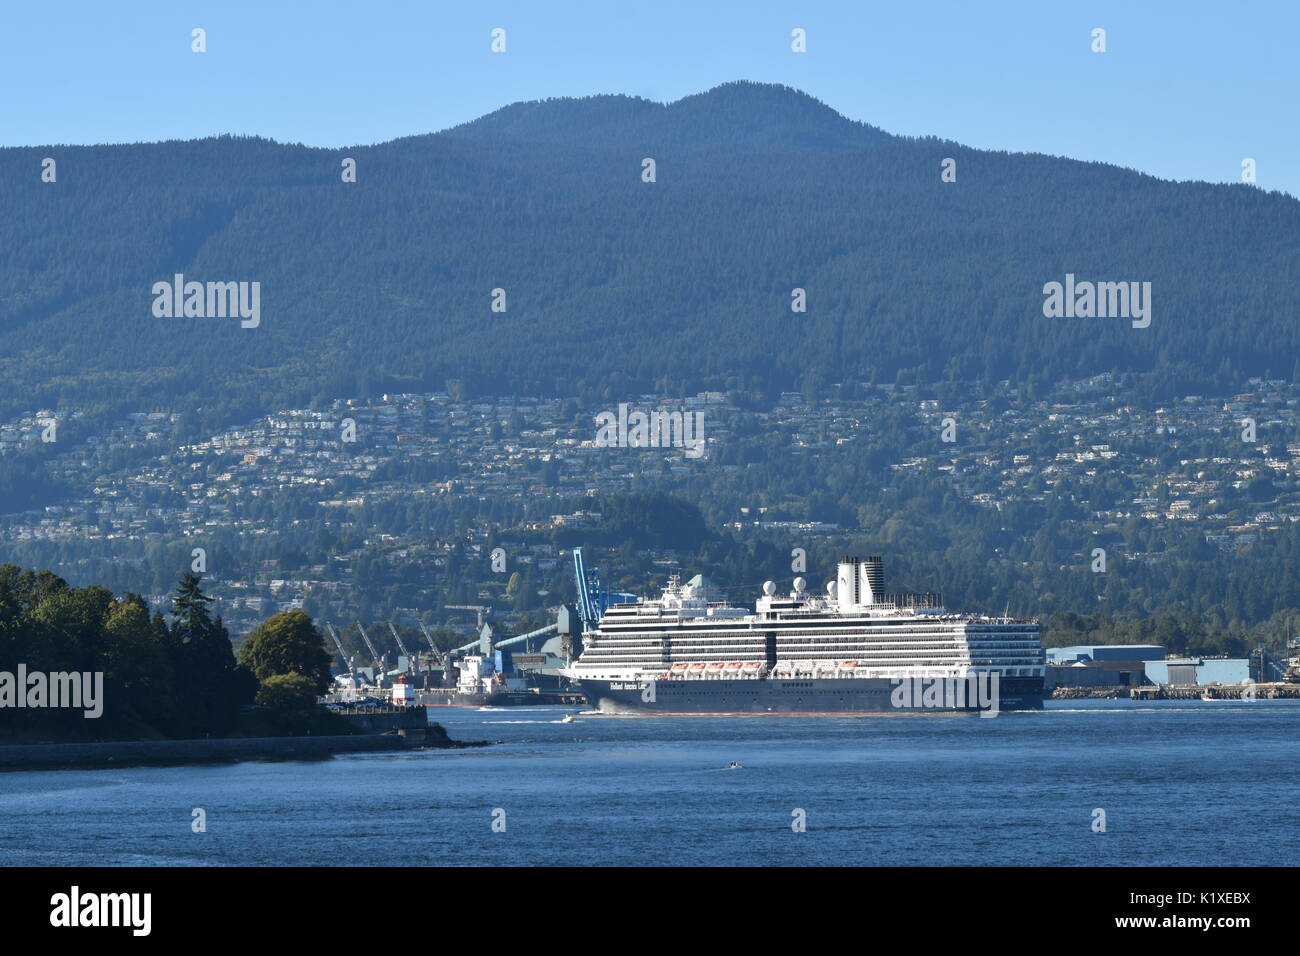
top-left (2, 80), bottom-right (1296, 434)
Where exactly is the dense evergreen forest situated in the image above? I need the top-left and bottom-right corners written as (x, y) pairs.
top-left (2, 81), bottom-right (1296, 441)
top-left (0, 566), bottom-right (345, 742)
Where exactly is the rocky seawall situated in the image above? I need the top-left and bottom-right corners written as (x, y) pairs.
top-left (1051, 687), bottom-right (1132, 699)
top-left (1130, 683), bottom-right (1300, 700)
top-left (1053, 683), bottom-right (1300, 701)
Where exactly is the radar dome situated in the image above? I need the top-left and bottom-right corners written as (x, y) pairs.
top-left (793, 577), bottom-right (807, 593)
top-left (827, 581), bottom-right (837, 597)
top-left (762, 580), bottom-right (777, 596)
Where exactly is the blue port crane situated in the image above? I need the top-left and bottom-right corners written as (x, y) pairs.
top-left (572, 547), bottom-right (609, 634)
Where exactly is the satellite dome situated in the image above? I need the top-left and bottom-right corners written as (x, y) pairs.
top-left (827, 581), bottom-right (837, 597)
top-left (762, 580), bottom-right (777, 596)
top-left (793, 577), bottom-right (807, 593)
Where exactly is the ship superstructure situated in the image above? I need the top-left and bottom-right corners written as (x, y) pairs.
top-left (1283, 631), bottom-right (1300, 683)
top-left (563, 556), bottom-right (1044, 713)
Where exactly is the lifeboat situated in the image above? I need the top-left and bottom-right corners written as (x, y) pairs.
top-left (707, 662), bottom-right (725, 671)
top-left (839, 661), bottom-right (859, 669)
top-left (723, 661), bottom-right (743, 671)
top-left (688, 663), bottom-right (707, 671)
top-left (742, 662), bottom-right (763, 671)
top-left (670, 662), bottom-right (689, 672)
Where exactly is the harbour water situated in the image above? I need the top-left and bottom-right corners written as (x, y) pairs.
top-left (1, 699), bottom-right (1296, 867)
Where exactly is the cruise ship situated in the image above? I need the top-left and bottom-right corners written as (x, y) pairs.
top-left (563, 556), bottom-right (1045, 714)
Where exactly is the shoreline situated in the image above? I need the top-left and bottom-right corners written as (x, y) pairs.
top-left (0, 725), bottom-right (490, 772)
top-left (1054, 682), bottom-right (1300, 701)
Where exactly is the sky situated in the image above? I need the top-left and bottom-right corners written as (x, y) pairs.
top-left (2, 0), bottom-right (1297, 196)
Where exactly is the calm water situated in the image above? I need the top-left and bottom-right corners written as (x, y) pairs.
top-left (1, 699), bottom-right (1297, 866)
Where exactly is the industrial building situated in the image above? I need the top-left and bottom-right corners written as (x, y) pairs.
top-left (1145, 657), bottom-right (1251, 686)
top-left (1045, 645), bottom-right (1164, 689)
top-left (1047, 645), bottom-right (1166, 664)
top-left (1045, 644), bottom-right (1251, 689)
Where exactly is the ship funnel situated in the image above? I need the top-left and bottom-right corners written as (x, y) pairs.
top-left (836, 556), bottom-right (862, 611)
top-left (861, 556), bottom-right (884, 605)
top-left (836, 555), bottom-right (884, 611)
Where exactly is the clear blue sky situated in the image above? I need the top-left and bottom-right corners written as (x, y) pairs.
top-left (3, 0), bottom-right (1296, 195)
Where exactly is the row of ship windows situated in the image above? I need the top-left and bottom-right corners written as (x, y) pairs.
top-left (598, 627), bottom-right (1037, 639)
top-left (595, 639), bottom-right (1040, 655)
top-left (600, 614), bottom-right (1035, 625)
top-left (585, 667), bottom-right (1042, 681)
top-left (585, 650), bottom-right (983, 659)
top-left (585, 650), bottom-right (1040, 658)
top-left (579, 655), bottom-right (1045, 660)
top-left (591, 635), bottom-right (1040, 646)
top-left (589, 637), bottom-right (1039, 648)
top-left (600, 623), bottom-right (1038, 634)
top-left (594, 631), bottom-right (1034, 638)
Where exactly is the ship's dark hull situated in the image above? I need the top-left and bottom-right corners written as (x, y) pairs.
top-left (578, 676), bottom-right (1044, 714)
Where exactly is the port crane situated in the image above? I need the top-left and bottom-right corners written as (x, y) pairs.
top-left (434, 551), bottom-right (612, 661)
top-left (355, 621), bottom-right (388, 686)
top-left (573, 547), bottom-right (619, 634)
top-left (574, 548), bottom-right (634, 632)
top-left (386, 621), bottom-right (417, 676)
top-left (445, 604), bottom-right (491, 631)
top-left (417, 621), bottom-right (448, 668)
top-left (323, 623), bottom-right (358, 696)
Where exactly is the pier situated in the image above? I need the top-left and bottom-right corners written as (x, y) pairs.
top-left (1129, 682), bottom-right (1300, 700)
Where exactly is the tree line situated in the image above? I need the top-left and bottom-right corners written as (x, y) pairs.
top-left (0, 564), bottom-right (343, 743)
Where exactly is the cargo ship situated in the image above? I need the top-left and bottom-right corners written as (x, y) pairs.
top-left (419, 652), bottom-right (581, 707)
top-left (562, 556), bottom-right (1044, 714)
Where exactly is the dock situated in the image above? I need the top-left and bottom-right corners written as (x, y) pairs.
top-left (1130, 682), bottom-right (1300, 700)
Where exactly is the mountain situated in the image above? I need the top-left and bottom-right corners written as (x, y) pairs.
top-left (1, 79), bottom-right (1297, 435)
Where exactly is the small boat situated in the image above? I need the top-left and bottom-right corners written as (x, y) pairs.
top-left (727, 761), bottom-right (743, 770)
top-left (560, 714), bottom-right (575, 723)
